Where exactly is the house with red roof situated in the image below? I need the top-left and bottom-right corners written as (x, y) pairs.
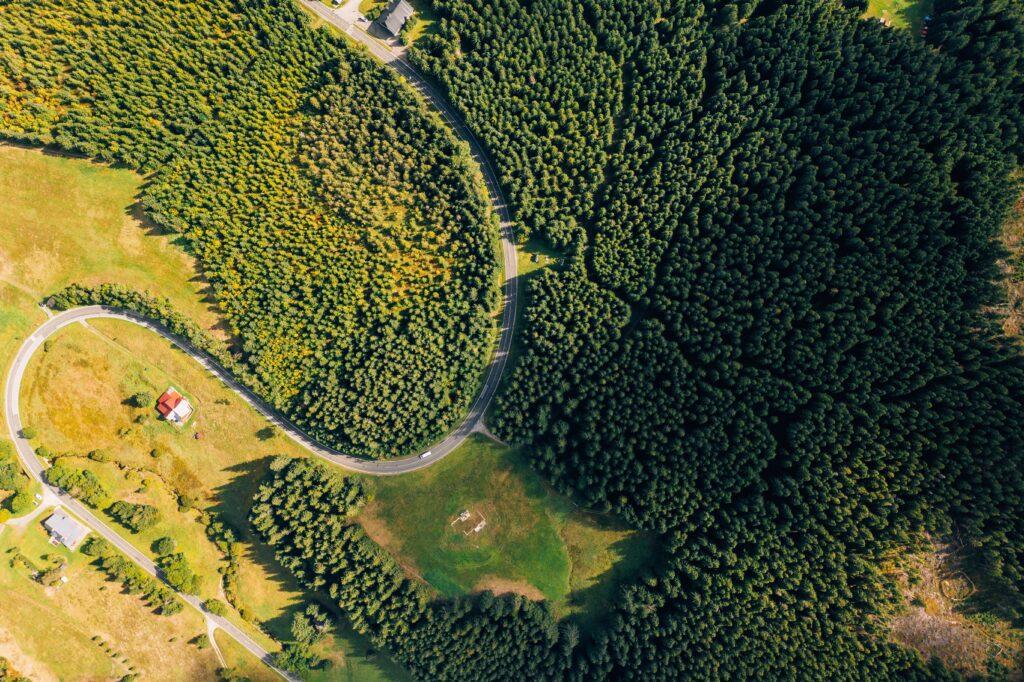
top-left (156, 387), bottom-right (194, 426)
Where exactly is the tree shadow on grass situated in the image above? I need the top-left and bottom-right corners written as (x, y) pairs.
top-left (127, 197), bottom-right (196, 256)
top-left (558, 513), bottom-right (661, 634)
top-left (209, 456), bottom-right (410, 678)
top-left (123, 199), bottom-right (243, 353)
top-left (209, 456), bottom-right (306, 640)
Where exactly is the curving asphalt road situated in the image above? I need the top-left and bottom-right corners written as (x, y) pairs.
top-left (4, 3), bottom-right (520, 477)
top-left (6, 304), bottom-right (509, 475)
top-left (1, 6), bottom-right (519, 679)
top-left (3, 308), bottom-right (297, 680)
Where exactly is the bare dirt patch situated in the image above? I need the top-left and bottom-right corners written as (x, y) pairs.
top-left (473, 575), bottom-right (545, 601)
top-left (884, 537), bottom-right (1023, 677)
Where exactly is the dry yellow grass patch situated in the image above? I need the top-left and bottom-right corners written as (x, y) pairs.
top-left (0, 627), bottom-right (54, 682)
top-left (999, 187), bottom-right (1024, 339)
top-left (0, 521), bottom-right (220, 680)
top-left (0, 144), bottom-right (221, 334)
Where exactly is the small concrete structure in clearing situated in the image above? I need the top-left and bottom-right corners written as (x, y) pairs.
top-left (43, 510), bottom-right (89, 550)
top-left (451, 510), bottom-right (487, 535)
top-left (156, 387), bottom-right (194, 426)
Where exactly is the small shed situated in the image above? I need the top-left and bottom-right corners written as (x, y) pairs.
top-left (378, 0), bottom-right (414, 36)
top-left (44, 511), bottom-right (89, 550)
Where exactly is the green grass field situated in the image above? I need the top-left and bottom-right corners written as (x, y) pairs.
top-left (0, 144), bottom-right (220, 332)
top-left (0, 514), bottom-right (220, 680)
top-left (865, 0), bottom-right (933, 31)
top-left (360, 435), bottom-right (654, 625)
top-left (42, 455), bottom-right (229, 599)
top-left (19, 318), bottom-right (408, 679)
top-left (2, 142), bottom-right (646, 670)
top-left (1, 146), bottom-right (404, 678)
top-left (0, 142), bottom-right (221, 450)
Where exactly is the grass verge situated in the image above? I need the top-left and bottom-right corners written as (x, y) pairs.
top-left (864, 0), bottom-right (933, 31)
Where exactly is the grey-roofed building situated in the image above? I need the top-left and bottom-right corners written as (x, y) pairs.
top-left (43, 510), bottom-right (89, 550)
top-left (378, 0), bottom-right (414, 37)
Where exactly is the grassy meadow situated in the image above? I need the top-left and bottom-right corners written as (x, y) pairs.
top-left (360, 435), bottom-right (655, 626)
top-left (865, 0), bottom-right (933, 31)
top-left (0, 515), bottom-right (220, 680)
top-left (0, 144), bottom-right (220, 332)
top-left (18, 318), bottom-right (407, 679)
top-left (0, 142), bottom-right (221, 440)
top-left (0, 145), bottom-right (404, 679)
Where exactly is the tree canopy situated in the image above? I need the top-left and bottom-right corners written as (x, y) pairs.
top-left (0, 0), bottom-right (499, 458)
top-left (411, 0), bottom-right (1024, 677)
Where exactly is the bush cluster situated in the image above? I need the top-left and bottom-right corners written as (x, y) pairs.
top-left (81, 537), bottom-right (183, 616)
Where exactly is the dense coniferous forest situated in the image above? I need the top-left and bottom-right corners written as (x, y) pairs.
top-left (0, 0), bottom-right (498, 458)
top-left (408, 0), bottom-right (1022, 677)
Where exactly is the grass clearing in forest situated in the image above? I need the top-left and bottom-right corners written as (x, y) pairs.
top-left (865, 0), bottom-right (933, 31)
top-left (359, 435), bottom-right (654, 626)
top-left (998, 182), bottom-right (1024, 339)
top-left (0, 517), bottom-right (219, 680)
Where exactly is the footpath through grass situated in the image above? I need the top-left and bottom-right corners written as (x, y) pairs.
top-left (360, 435), bottom-right (654, 626)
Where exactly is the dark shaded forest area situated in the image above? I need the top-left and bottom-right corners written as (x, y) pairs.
top-left (409, 0), bottom-right (1024, 677)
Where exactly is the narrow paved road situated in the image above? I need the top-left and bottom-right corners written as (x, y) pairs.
top-left (7, 305), bottom-right (508, 474)
top-left (4, 312), bottom-right (294, 680)
top-left (1, 7), bottom-right (518, 679)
